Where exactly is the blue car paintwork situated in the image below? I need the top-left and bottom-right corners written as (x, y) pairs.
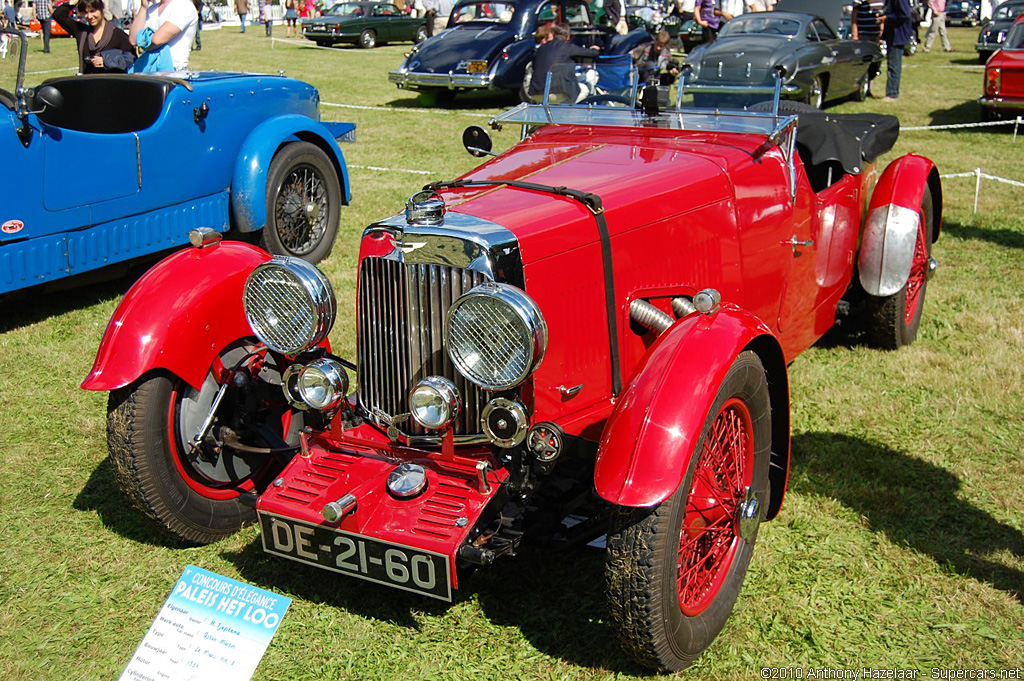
top-left (388, 0), bottom-right (651, 96)
top-left (1, 70), bottom-right (354, 295)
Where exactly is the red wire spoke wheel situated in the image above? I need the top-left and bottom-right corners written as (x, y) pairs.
top-left (606, 351), bottom-right (771, 672)
top-left (677, 397), bottom-right (754, 616)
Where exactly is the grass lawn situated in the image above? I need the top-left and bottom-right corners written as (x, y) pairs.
top-left (0, 25), bottom-right (1021, 680)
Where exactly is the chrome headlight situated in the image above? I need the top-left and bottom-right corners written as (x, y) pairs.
top-left (298, 358), bottom-right (349, 410)
top-left (409, 376), bottom-right (460, 430)
top-left (445, 282), bottom-right (547, 391)
top-left (244, 257), bottom-right (336, 355)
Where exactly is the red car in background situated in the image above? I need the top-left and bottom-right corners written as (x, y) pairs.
top-left (84, 88), bottom-right (942, 670)
top-left (981, 15), bottom-right (1024, 120)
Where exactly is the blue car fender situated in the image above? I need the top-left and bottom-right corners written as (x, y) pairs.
top-left (230, 114), bottom-right (352, 233)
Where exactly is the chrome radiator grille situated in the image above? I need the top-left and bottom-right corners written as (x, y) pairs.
top-left (357, 257), bottom-right (490, 438)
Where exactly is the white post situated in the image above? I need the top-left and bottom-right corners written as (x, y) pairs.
top-left (1015, 116), bottom-right (1022, 142)
top-left (974, 167), bottom-right (982, 214)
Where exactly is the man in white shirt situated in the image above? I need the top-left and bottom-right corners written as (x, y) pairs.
top-left (130, 0), bottom-right (199, 71)
top-left (718, 0), bottom-right (743, 20)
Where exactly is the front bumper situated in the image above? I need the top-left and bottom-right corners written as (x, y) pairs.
top-left (388, 69), bottom-right (494, 90)
top-left (256, 424), bottom-right (506, 599)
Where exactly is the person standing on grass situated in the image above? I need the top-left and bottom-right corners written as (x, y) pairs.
top-left (923, 0), bottom-right (952, 52)
top-left (235, 0), bottom-right (249, 31)
top-left (694, 0), bottom-right (721, 43)
top-left (882, 0), bottom-right (913, 101)
top-left (852, 0), bottom-right (885, 43)
top-left (284, 0), bottom-right (298, 37)
top-left (35, 0), bottom-right (53, 53)
top-left (130, 0), bottom-right (199, 70)
top-left (52, 0), bottom-right (136, 72)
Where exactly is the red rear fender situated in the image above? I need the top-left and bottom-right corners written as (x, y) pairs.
top-left (594, 305), bottom-right (790, 516)
top-left (81, 241), bottom-right (272, 392)
top-left (858, 154), bottom-right (942, 297)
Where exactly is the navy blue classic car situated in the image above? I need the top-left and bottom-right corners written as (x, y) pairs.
top-left (302, 1), bottom-right (428, 48)
top-left (388, 0), bottom-right (652, 102)
top-left (0, 28), bottom-right (354, 295)
top-left (684, 10), bottom-right (882, 109)
top-left (947, 0), bottom-right (982, 27)
top-left (977, 0), bottom-right (1024, 63)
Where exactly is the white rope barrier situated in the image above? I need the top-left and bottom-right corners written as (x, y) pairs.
top-left (902, 117), bottom-right (1023, 133)
top-left (349, 163), bottom-right (432, 175)
top-left (940, 168), bottom-right (1024, 213)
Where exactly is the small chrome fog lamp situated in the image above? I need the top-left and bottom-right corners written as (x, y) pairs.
top-left (409, 376), bottom-right (460, 430)
top-left (297, 358), bottom-right (349, 410)
top-left (387, 462), bottom-right (428, 499)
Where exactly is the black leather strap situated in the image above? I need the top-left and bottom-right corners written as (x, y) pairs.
top-left (425, 179), bottom-right (623, 396)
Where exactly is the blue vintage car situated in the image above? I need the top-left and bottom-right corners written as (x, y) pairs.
top-left (388, 0), bottom-right (652, 102)
top-left (0, 28), bottom-right (354, 296)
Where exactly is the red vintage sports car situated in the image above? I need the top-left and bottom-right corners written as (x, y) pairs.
top-left (980, 15), bottom-right (1024, 120)
top-left (83, 87), bottom-right (941, 671)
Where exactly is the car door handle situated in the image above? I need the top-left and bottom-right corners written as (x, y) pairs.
top-left (782, 236), bottom-right (813, 256)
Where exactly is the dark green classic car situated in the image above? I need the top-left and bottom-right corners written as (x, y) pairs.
top-left (302, 1), bottom-right (428, 48)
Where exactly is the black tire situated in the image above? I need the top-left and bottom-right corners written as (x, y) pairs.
top-left (359, 28), bottom-right (376, 49)
top-left (978, 52), bottom-right (989, 65)
top-left (261, 141), bottom-right (341, 264)
top-left (315, 39), bottom-right (331, 47)
top-left (106, 340), bottom-right (298, 545)
top-left (864, 186), bottom-right (934, 350)
top-left (806, 75), bottom-right (825, 108)
top-left (414, 24), bottom-right (428, 43)
top-left (520, 62), bottom-right (534, 103)
top-left (606, 351), bottom-right (772, 672)
top-left (854, 74), bottom-right (870, 102)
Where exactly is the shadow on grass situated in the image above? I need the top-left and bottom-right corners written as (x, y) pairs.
top-left (790, 432), bottom-right (1023, 603)
top-left (386, 88), bottom-right (519, 111)
top-left (926, 99), bottom-right (983, 127)
top-left (0, 251), bottom-right (167, 332)
top-left (222, 534), bottom-right (641, 672)
top-left (942, 217), bottom-right (1024, 249)
top-left (73, 458), bottom-right (186, 548)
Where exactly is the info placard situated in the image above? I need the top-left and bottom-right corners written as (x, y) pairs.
top-left (120, 565), bottom-right (291, 681)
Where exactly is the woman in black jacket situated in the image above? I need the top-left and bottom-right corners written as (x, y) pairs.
top-left (52, 0), bottom-right (135, 73)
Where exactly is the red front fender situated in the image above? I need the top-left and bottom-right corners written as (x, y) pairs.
top-left (594, 304), bottom-right (790, 512)
top-left (81, 241), bottom-right (272, 392)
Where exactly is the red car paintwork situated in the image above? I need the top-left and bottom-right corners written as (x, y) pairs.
top-left (981, 16), bottom-right (1024, 118)
top-left (84, 96), bottom-right (941, 669)
top-left (81, 241), bottom-right (271, 392)
top-left (594, 303), bottom-right (786, 509)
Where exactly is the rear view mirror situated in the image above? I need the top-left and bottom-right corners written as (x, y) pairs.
top-left (462, 125), bottom-right (495, 157)
top-left (34, 85), bottom-right (64, 112)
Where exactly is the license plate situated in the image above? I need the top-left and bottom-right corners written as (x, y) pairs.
top-left (258, 513), bottom-right (452, 601)
top-left (465, 60), bottom-right (488, 74)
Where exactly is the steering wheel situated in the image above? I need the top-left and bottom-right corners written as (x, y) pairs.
top-left (579, 93), bottom-right (635, 107)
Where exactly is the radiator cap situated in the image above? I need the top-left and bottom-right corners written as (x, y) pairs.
top-left (405, 190), bottom-right (445, 226)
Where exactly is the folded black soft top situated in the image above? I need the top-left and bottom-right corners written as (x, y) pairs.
top-left (792, 112), bottom-right (900, 175)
